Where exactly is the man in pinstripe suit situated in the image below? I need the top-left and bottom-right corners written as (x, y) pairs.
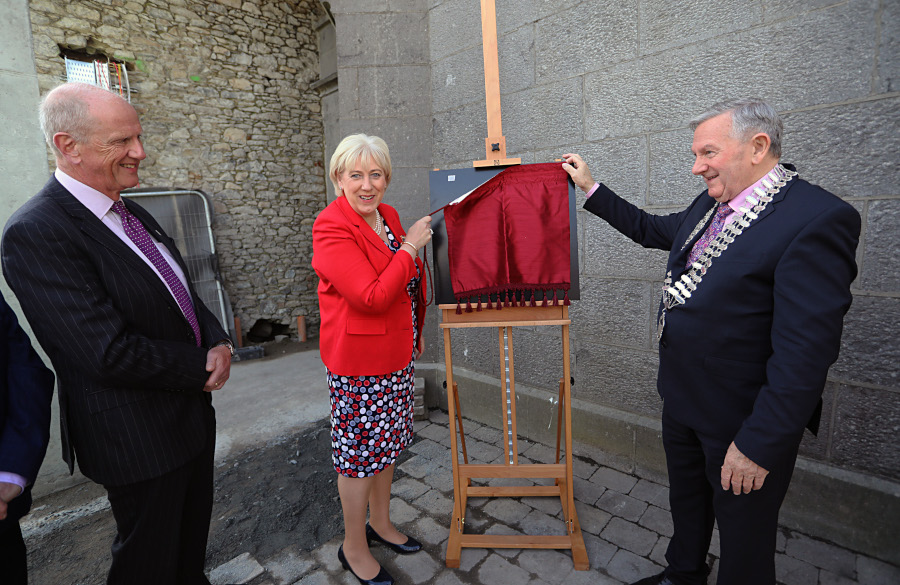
top-left (2, 82), bottom-right (234, 584)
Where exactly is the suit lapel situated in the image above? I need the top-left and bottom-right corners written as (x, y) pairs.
top-left (45, 182), bottom-right (187, 318)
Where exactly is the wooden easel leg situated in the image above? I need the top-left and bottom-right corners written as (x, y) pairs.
top-left (444, 328), bottom-right (463, 568)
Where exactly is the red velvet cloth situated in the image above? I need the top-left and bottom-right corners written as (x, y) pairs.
top-left (443, 163), bottom-right (571, 311)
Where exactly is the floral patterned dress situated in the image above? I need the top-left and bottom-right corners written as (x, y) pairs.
top-left (327, 223), bottom-right (421, 477)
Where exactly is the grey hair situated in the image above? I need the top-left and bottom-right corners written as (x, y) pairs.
top-left (689, 98), bottom-right (783, 158)
top-left (329, 133), bottom-right (392, 194)
top-left (40, 82), bottom-right (130, 156)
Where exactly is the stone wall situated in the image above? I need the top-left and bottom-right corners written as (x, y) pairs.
top-left (28, 0), bottom-right (327, 341)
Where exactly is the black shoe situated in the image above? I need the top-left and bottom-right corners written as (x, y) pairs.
top-left (366, 522), bottom-right (423, 554)
top-left (338, 545), bottom-right (394, 585)
top-left (630, 572), bottom-right (676, 585)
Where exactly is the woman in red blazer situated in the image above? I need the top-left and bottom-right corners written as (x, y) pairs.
top-left (312, 134), bottom-right (432, 585)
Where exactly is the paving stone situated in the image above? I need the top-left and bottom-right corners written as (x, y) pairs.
top-left (605, 548), bottom-right (664, 584)
top-left (574, 501), bottom-right (612, 536)
top-left (523, 442), bottom-right (558, 464)
top-left (389, 497), bottom-right (422, 526)
top-left (415, 422), bottom-right (445, 443)
top-left (858, 555), bottom-right (900, 585)
top-left (401, 454), bottom-right (445, 479)
top-left (411, 515), bottom-right (449, 547)
top-left (391, 476), bottom-right (430, 501)
top-left (392, 549), bottom-right (441, 582)
top-left (412, 489), bottom-right (454, 519)
top-left (517, 548), bottom-right (577, 584)
top-left (520, 508), bottom-right (567, 536)
top-left (638, 505), bottom-right (673, 537)
top-left (486, 476), bottom-right (536, 488)
top-left (469, 424), bottom-right (502, 444)
top-left (421, 464), bottom-right (454, 493)
top-left (572, 457), bottom-right (597, 480)
top-left (458, 547), bottom-right (489, 571)
top-left (819, 569), bottom-right (858, 585)
top-left (465, 438), bottom-right (504, 463)
top-left (413, 419), bottom-right (432, 434)
top-left (573, 476), bottom-right (606, 505)
top-left (313, 541), bottom-right (343, 573)
top-left (777, 527), bottom-right (788, 553)
top-left (429, 410), bottom-right (451, 425)
top-left (601, 517), bottom-right (659, 556)
top-left (590, 467), bottom-right (639, 494)
top-left (650, 535), bottom-right (669, 566)
top-left (583, 532), bottom-right (619, 570)
top-left (775, 553), bottom-right (818, 585)
top-left (434, 570), bottom-right (468, 585)
top-left (263, 547), bottom-right (315, 585)
top-left (596, 490), bottom-right (648, 522)
top-left (483, 498), bottom-right (532, 525)
top-left (209, 552), bottom-right (265, 585)
top-left (629, 479), bottom-right (670, 510)
top-left (521, 495), bottom-right (565, 516)
top-left (292, 571), bottom-right (340, 585)
top-left (408, 437), bottom-right (451, 462)
top-left (556, 567), bottom-right (621, 584)
top-left (785, 533), bottom-right (856, 577)
top-left (477, 553), bottom-right (531, 584)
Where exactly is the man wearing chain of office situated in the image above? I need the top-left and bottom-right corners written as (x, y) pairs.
top-left (562, 98), bottom-right (860, 585)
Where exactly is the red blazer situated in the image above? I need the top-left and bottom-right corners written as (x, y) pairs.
top-left (312, 196), bottom-right (426, 376)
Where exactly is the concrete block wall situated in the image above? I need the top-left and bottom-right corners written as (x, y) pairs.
top-left (332, 0), bottom-right (899, 565)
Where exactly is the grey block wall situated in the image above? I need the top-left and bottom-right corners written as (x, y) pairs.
top-left (332, 0), bottom-right (899, 564)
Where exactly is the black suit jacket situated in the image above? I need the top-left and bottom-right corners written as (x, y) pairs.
top-left (1, 176), bottom-right (228, 487)
top-left (584, 168), bottom-right (860, 470)
top-left (0, 293), bottom-right (54, 521)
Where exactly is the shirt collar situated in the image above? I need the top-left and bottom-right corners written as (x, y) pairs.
top-left (54, 168), bottom-right (119, 220)
top-left (726, 163), bottom-right (779, 213)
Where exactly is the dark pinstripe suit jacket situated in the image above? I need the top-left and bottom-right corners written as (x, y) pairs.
top-left (1, 176), bottom-right (227, 487)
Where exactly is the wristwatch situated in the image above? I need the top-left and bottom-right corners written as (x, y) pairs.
top-left (213, 339), bottom-right (235, 357)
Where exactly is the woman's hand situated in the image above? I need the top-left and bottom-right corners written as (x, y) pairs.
top-left (401, 215), bottom-right (433, 257)
top-left (415, 335), bottom-right (424, 360)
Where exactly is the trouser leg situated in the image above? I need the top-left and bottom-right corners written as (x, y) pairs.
top-left (662, 409), bottom-right (714, 585)
top-left (0, 516), bottom-right (28, 585)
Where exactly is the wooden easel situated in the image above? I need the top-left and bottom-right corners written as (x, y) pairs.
top-left (441, 302), bottom-right (588, 570)
top-left (438, 1), bottom-right (588, 570)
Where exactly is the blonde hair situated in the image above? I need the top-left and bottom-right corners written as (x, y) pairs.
top-left (329, 134), bottom-right (392, 194)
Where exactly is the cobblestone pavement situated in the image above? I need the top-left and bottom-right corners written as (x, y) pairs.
top-left (207, 410), bottom-right (900, 585)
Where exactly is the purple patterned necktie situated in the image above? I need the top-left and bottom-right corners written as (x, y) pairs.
top-left (686, 203), bottom-right (734, 267)
top-left (111, 200), bottom-right (201, 346)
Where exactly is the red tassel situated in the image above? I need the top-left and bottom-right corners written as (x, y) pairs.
top-left (504, 291), bottom-right (511, 307)
top-left (496, 296), bottom-right (502, 310)
top-left (563, 291), bottom-right (570, 306)
top-left (552, 289), bottom-right (559, 306)
top-left (455, 300), bottom-right (462, 314)
top-left (476, 299), bottom-right (483, 312)
top-left (486, 296), bottom-right (493, 310)
top-left (465, 299), bottom-right (473, 313)
top-left (530, 290), bottom-right (537, 307)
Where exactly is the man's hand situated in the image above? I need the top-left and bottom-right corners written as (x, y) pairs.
top-left (203, 345), bottom-right (232, 392)
top-left (0, 481), bottom-right (23, 520)
top-left (561, 153), bottom-right (596, 193)
top-left (721, 441), bottom-right (769, 494)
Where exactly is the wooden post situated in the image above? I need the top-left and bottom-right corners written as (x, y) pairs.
top-left (473, 0), bottom-right (521, 168)
top-left (296, 315), bottom-right (307, 342)
top-left (233, 316), bottom-right (243, 348)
